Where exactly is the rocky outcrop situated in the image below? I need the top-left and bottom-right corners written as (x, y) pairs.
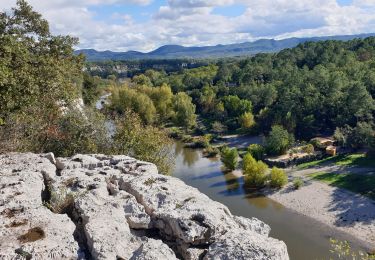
top-left (0, 153), bottom-right (289, 260)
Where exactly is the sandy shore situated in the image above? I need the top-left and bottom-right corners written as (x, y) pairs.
top-left (267, 180), bottom-right (375, 250)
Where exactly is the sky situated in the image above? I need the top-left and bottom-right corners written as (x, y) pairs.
top-left (2, 0), bottom-right (375, 52)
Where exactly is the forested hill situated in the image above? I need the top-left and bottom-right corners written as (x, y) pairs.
top-left (76, 33), bottom-right (375, 61)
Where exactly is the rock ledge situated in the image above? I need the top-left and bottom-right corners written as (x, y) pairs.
top-left (0, 153), bottom-right (289, 260)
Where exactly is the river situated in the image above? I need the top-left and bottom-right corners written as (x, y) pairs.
top-left (95, 93), bottom-right (351, 259)
top-left (172, 141), bottom-right (356, 260)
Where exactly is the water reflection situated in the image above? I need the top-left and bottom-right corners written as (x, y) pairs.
top-left (174, 140), bottom-right (201, 167)
top-left (221, 171), bottom-right (241, 193)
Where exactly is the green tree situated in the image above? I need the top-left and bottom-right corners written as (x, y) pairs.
top-left (247, 144), bottom-right (265, 160)
top-left (220, 147), bottom-right (239, 171)
top-left (265, 125), bottom-right (295, 155)
top-left (0, 0), bottom-right (83, 121)
top-left (172, 92), bottom-right (197, 129)
top-left (110, 86), bottom-right (157, 124)
top-left (269, 167), bottom-right (288, 188)
top-left (242, 153), bottom-right (268, 187)
top-left (113, 111), bottom-right (175, 175)
top-left (239, 112), bottom-right (255, 129)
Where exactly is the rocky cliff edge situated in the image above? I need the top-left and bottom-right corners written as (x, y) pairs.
top-left (0, 153), bottom-right (289, 260)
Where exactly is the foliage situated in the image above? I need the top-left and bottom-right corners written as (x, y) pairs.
top-left (203, 146), bottom-right (220, 158)
top-left (293, 177), bottom-right (304, 189)
top-left (334, 122), bottom-right (374, 149)
top-left (223, 95), bottom-right (252, 118)
top-left (269, 167), bottom-right (288, 188)
top-left (0, 0), bottom-right (83, 121)
top-left (113, 111), bottom-right (175, 175)
top-left (265, 125), bottom-right (295, 155)
top-left (0, 105), bottom-right (110, 157)
top-left (242, 153), bottom-right (268, 187)
top-left (330, 239), bottom-right (375, 260)
top-left (302, 144), bottom-right (314, 154)
top-left (247, 144), bottom-right (265, 160)
top-left (172, 92), bottom-right (197, 129)
top-left (44, 187), bottom-right (80, 214)
top-left (239, 112), bottom-right (255, 129)
top-left (110, 86), bottom-right (157, 124)
top-left (220, 146), bottom-right (239, 171)
top-left (211, 121), bottom-right (227, 134)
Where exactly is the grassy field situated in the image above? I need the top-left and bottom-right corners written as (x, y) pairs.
top-left (310, 171), bottom-right (375, 200)
top-left (297, 153), bottom-right (375, 170)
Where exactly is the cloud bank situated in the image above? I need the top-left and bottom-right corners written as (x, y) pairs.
top-left (2, 0), bottom-right (375, 51)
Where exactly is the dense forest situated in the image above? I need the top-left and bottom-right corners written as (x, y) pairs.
top-left (86, 37), bottom-right (375, 153)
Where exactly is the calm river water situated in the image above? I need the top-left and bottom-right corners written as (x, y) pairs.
top-left (172, 141), bottom-right (355, 260)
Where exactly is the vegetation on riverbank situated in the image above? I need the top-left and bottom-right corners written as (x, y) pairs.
top-left (310, 171), bottom-right (375, 200)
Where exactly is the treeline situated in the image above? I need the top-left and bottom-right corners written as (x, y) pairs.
top-left (85, 59), bottom-right (211, 79)
top-left (101, 37), bottom-right (375, 153)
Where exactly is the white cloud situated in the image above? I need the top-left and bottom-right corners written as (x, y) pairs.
top-left (1, 0), bottom-right (375, 52)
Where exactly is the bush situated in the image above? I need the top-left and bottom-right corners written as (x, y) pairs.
top-left (211, 121), bottom-right (227, 134)
top-left (113, 111), bottom-right (175, 175)
top-left (269, 167), bottom-right (288, 188)
top-left (0, 105), bottom-right (111, 157)
top-left (242, 153), bottom-right (268, 187)
top-left (247, 144), bottom-right (265, 160)
top-left (293, 177), bottom-right (304, 189)
top-left (302, 144), bottom-right (314, 154)
top-left (265, 125), bottom-right (295, 155)
top-left (203, 146), bottom-right (220, 158)
top-left (220, 147), bottom-right (239, 171)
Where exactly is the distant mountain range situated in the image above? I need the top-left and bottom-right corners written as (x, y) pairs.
top-left (76, 33), bottom-right (375, 61)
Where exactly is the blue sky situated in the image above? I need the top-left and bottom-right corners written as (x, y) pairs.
top-left (2, 0), bottom-right (375, 51)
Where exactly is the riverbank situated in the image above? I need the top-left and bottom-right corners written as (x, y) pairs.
top-left (266, 178), bottom-right (375, 251)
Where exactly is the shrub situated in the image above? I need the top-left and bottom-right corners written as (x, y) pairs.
top-left (113, 111), bottom-right (175, 175)
top-left (247, 144), bottom-right (265, 160)
top-left (203, 146), bottom-right (220, 158)
top-left (220, 147), bottom-right (239, 171)
top-left (242, 153), bottom-right (268, 187)
top-left (265, 125), bottom-right (295, 155)
top-left (302, 144), bottom-right (314, 154)
top-left (44, 187), bottom-right (78, 214)
top-left (270, 167), bottom-right (288, 188)
top-left (293, 177), bottom-right (304, 189)
top-left (211, 121), bottom-right (227, 134)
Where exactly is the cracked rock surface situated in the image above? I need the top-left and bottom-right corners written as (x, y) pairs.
top-left (0, 153), bottom-right (289, 260)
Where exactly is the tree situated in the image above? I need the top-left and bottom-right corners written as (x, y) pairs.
top-left (223, 95), bottom-right (252, 118)
top-left (247, 144), bottom-right (265, 160)
top-left (0, 0), bottom-right (83, 121)
top-left (220, 147), bottom-right (239, 171)
top-left (269, 167), bottom-right (288, 188)
top-left (265, 125), bottom-right (295, 155)
top-left (110, 86), bottom-right (157, 125)
top-left (242, 153), bottom-right (268, 187)
top-left (172, 92), bottom-right (197, 129)
top-left (239, 112), bottom-right (255, 129)
top-left (350, 122), bottom-right (374, 149)
top-left (113, 111), bottom-right (175, 175)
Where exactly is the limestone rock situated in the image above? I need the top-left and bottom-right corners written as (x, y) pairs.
top-left (204, 231), bottom-right (289, 260)
top-left (0, 153), bottom-right (289, 260)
